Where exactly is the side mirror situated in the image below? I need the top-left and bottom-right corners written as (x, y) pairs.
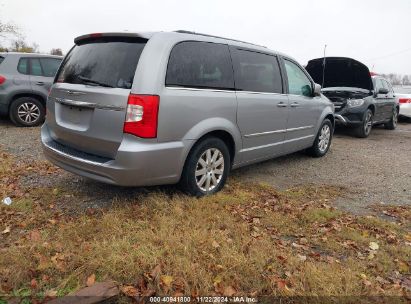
top-left (378, 88), bottom-right (389, 95)
top-left (314, 83), bottom-right (322, 96)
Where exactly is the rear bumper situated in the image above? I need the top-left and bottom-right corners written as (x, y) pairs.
top-left (399, 103), bottom-right (411, 118)
top-left (0, 92), bottom-right (9, 115)
top-left (41, 124), bottom-right (192, 186)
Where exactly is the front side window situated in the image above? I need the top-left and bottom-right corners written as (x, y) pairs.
top-left (40, 58), bottom-right (62, 77)
top-left (17, 58), bottom-right (28, 74)
top-left (232, 49), bottom-right (282, 93)
top-left (383, 79), bottom-right (394, 94)
top-left (284, 59), bottom-right (313, 97)
top-left (30, 58), bottom-right (43, 76)
top-left (375, 79), bottom-right (385, 93)
top-left (166, 41), bottom-right (235, 90)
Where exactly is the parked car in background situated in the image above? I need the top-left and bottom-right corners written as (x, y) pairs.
top-left (393, 86), bottom-right (411, 119)
top-left (305, 57), bottom-right (399, 138)
top-left (41, 31), bottom-right (334, 196)
top-left (0, 52), bottom-right (62, 126)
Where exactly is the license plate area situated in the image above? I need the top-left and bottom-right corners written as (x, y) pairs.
top-left (56, 103), bottom-right (93, 131)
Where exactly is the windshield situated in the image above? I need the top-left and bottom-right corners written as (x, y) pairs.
top-left (56, 37), bottom-right (147, 89)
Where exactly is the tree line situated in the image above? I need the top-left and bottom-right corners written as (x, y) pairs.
top-left (1, 19), bottom-right (411, 83)
top-left (0, 20), bottom-right (63, 55)
top-left (379, 73), bottom-right (411, 86)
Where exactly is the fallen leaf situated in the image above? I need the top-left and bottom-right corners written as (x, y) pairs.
top-left (212, 240), bottom-right (220, 249)
top-left (251, 231), bottom-right (261, 238)
top-left (2, 226), bottom-right (10, 234)
top-left (276, 279), bottom-right (289, 291)
top-left (297, 254), bottom-right (307, 262)
top-left (369, 242), bottom-right (379, 251)
top-left (30, 230), bottom-right (41, 242)
top-left (30, 278), bottom-right (38, 289)
top-left (86, 274), bottom-right (96, 287)
top-left (150, 264), bottom-right (162, 279)
top-left (121, 285), bottom-right (139, 297)
top-left (398, 261), bottom-right (409, 273)
top-left (160, 275), bottom-right (173, 288)
top-left (45, 289), bottom-right (57, 297)
top-left (223, 286), bottom-right (236, 297)
top-left (213, 275), bottom-right (222, 287)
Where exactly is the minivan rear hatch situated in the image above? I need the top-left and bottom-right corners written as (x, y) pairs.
top-left (46, 34), bottom-right (148, 158)
top-left (305, 57), bottom-right (373, 91)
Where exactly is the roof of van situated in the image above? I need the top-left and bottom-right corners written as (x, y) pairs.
top-left (73, 31), bottom-right (291, 59)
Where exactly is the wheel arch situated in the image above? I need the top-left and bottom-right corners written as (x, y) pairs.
top-left (9, 92), bottom-right (47, 111)
top-left (368, 104), bottom-right (376, 115)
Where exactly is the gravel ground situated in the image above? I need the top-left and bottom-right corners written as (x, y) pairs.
top-left (1, 117), bottom-right (410, 214)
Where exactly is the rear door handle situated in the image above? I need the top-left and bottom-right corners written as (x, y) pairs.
top-left (277, 102), bottom-right (288, 108)
top-left (290, 102), bottom-right (299, 107)
top-left (35, 82), bottom-right (45, 86)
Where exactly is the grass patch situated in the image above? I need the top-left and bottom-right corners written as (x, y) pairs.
top-left (0, 150), bottom-right (410, 301)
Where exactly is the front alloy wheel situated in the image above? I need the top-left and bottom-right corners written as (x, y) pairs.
top-left (307, 118), bottom-right (333, 157)
top-left (354, 109), bottom-right (373, 138)
top-left (318, 124), bottom-right (331, 153)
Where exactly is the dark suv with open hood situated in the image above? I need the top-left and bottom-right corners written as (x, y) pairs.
top-left (306, 57), bottom-right (399, 138)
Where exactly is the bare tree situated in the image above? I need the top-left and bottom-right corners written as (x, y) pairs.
top-left (10, 39), bottom-right (39, 53)
top-left (402, 75), bottom-right (410, 86)
top-left (0, 21), bottom-right (20, 37)
top-left (50, 48), bottom-right (63, 56)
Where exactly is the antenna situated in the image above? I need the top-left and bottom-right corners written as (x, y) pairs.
top-left (322, 44), bottom-right (327, 88)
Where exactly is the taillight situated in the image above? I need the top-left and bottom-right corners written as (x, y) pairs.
top-left (123, 94), bottom-right (159, 138)
top-left (0, 75), bottom-right (6, 85)
top-left (399, 98), bottom-right (411, 104)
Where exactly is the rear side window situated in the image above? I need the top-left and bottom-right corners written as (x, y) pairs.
top-left (57, 37), bottom-right (147, 89)
top-left (40, 58), bottom-right (62, 77)
top-left (284, 59), bottom-right (313, 97)
top-left (231, 49), bottom-right (283, 93)
top-left (17, 58), bottom-right (29, 74)
top-left (166, 41), bottom-right (235, 90)
top-left (31, 58), bottom-right (43, 76)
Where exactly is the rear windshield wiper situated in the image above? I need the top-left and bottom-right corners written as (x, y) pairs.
top-left (78, 76), bottom-right (114, 88)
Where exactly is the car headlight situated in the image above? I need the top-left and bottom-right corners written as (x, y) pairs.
top-left (347, 99), bottom-right (364, 107)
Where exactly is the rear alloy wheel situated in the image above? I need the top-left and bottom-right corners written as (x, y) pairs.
top-left (180, 137), bottom-right (230, 196)
top-left (384, 107), bottom-right (398, 130)
top-left (10, 97), bottom-right (45, 127)
top-left (307, 119), bottom-right (333, 157)
top-left (354, 109), bottom-right (373, 138)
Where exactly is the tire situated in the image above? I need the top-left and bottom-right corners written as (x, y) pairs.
top-left (354, 109), bottom-right (373, 138)
top-left (384, 107), bottom-right (398, 130)
top-left (180, 137), bottom-right (231, 196)
top-left (9, 97), bottom-right (45, 127)
top-left (307, 119), bottom-right (333, 157)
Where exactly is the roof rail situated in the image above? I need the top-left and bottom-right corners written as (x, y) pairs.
top-left (174, 30), bottom-right (266, 48)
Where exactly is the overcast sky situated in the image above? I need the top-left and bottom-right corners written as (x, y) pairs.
top-left (1, 0), bottom-right (410, 74)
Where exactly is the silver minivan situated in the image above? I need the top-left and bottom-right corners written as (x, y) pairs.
top-left (41, 31), bottom-right (334, 196)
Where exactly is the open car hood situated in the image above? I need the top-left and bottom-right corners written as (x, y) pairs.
top-left (305, 57), bottom-right (373, 91)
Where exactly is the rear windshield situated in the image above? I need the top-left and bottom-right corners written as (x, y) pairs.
top-left (56, 37), bottom-right (147, 89)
